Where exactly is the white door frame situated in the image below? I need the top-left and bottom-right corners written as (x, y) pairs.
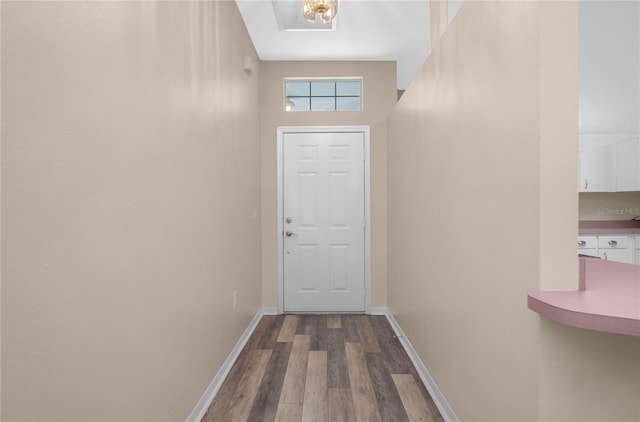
top-left (277, 126), bottom-right (371, 314)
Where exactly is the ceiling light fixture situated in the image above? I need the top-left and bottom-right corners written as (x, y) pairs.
top-left (285, 98), bottom-right (295, 111)
top-left (303, 0), bottom-right (338, 23)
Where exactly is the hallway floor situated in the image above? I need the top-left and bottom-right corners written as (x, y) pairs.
top-left (202, 314), bottom-right (444, 422)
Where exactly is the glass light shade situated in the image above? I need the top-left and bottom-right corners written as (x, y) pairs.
top-left (285, 99), bottom-right (295, 111)
top-left (303, 0), bottom-right (338, 23)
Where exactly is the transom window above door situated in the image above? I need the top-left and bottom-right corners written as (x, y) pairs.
top-left (284, 78), bottom-right (362, 112)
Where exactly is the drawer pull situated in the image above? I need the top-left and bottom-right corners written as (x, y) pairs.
top-left (608, 240), bottom-right (618, 247)
top-left (578, 240), bottom-right (587, 247)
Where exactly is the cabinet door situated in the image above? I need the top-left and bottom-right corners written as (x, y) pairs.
top-left (599, 249), bottom-right (633, 264)
top-left (579, 145), bottom-right (613, 192)
top-left (598, 236), bottom-right (632, 264)
top-left (614, 138), bottom-right (640, 191)
top-left (578, 236), bottom-right (598, 257)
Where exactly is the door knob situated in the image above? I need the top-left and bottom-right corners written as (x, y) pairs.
top-left (285, 231), bottom-right (297, 237)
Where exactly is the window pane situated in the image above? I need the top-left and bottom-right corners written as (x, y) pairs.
top-left (285, 82), bottom-right (310, 97)
top-left (284, 78), bottom-right (361, 112)
top-left (336, 81), bottom-right (361, 97)
top-left (289, 97), bottom-right (310, 111)
top-left (311, 97), bottom-right (336, 111)
top-left (311, 81), bottom-right (335, 96)
top-left (336, 96), bottom-right (361, 111)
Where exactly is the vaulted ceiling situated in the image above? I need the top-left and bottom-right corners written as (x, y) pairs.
top-left (235, 0), bottom-right (432, 89)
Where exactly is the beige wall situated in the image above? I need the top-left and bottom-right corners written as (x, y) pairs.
top-left (1, 2), bottom-right (261, 420)
top-left (538, 320), bottom-right (640, 421)
top-left (579, 192), bottom-right (640, 220)
top-left (538, 1), bottom-right (580, 292)
top-left (259, 61), bottom-right (397, 309)
top-left (387, 1), bottom-right (640, 420)
top-left (388, 2), bottom-right (541, 418)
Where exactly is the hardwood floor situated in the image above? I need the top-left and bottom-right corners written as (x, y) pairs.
top-left (202, 314), bottom-right (443, 422)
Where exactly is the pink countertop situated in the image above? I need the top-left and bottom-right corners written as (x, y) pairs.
top-left (528, 258), bottom-right (640, 336)
top-left (579, 220), bottom-right (640, 234)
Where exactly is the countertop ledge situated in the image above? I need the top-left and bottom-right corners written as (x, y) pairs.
top-left (579, 220), bottom-right (640, 234)
top-left (528, 258), bottom-right (640, 336)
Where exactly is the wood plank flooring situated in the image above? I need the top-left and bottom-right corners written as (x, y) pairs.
top-left (202, 314), bottom-right (443, 422)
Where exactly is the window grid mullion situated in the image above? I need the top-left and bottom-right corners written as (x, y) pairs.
top-left (285, 79), bottom-right (361, 112)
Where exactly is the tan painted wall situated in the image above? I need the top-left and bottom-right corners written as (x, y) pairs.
top-left (1, 2), bottom-right (261, 420)
top-left (387, 1), bottom-right (640, 420)
top-left (579, 192), bottom-right (640, 220)
top-left (537, 1), bottom-right (580, 292)
top-left (259, 61), bottom-right (396, 309)
top-left (538, 320), bottom-right (640, 421)
top-left (388, 2), bottom-right (541, 418)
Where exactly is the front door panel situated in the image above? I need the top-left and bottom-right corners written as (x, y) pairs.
top-left (283, 131), bottom-right (365, 312)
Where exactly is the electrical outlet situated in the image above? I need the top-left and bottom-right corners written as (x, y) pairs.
top-left (233, 290), bottom-right (238, 309)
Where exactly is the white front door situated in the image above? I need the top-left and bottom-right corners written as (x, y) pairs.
top-left (282, 131), bottom-right (365, 312)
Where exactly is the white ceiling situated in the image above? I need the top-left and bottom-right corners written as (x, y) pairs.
top-left (235, 0), bottom-right (432, 89)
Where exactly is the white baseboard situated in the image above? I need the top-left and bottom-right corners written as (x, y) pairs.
top-left (382, 308), bottom-right (459, 422)
top-left (369, 306), bottom-right (388, 315)
top-left (186, 308), bottom-right (267, 422)
top-left (261, 307), bottom-right (279, 315)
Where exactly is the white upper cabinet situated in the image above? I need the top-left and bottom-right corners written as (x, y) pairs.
top-left (614, 138), bottom-right (640, 192)
top-left (579, 138), bottom-right (640, 192)
top-left (579, 2), bottom-right (639, 192)
top-left (579, 144), bottom-right (613, 192)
